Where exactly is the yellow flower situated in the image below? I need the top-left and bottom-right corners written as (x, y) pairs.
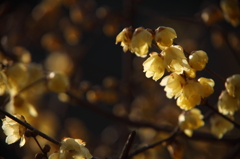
top-left (115, 27), bottom-right (133, 52)
top-left (49, 138), bottom-right (92, 159)
top-left (116, 27), bottom-right (152, 57)
top-left (218, 90), bottom-right (240, 115)
top-left (161, 45), bottom-right (190, 74)
top-left (198, 77), bottom-right (215, 97)
top-left (130, 27), bottom-right (153, 57)
top-left (225, 74), bottom-right (240, 98)
top-left (155, 26), bottom-right (177, 50)
top-left (210, 114), bottom-right (234, 139)
top-left (2, 114), bottom-right (26, 147)
top-left (221, 0), bottom-right (240, 27)
top-left (178, 108), bottom-right (204, 137)
top-left (177, 80), bottom-right (203, 110)
top-left (189, 50), bottom-right (208, 71)
top-left (142, 52), bottom-right (165, 81)
top-left (160, 73), bottom-right (186, 99)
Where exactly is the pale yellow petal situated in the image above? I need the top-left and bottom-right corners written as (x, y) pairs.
top-left (19, 136), bottom-right (26, 147)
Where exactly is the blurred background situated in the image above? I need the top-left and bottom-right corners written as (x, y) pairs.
top-left (0, 0), bottom-right (240, 159)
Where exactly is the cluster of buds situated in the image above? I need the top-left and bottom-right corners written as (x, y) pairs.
top-left (116, 26), bottom-right (214, 111)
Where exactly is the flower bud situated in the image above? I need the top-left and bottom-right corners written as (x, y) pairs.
top-left (47, 72), bottom-right (70, 93)
top-left (189, 50), bottom-right (208, 71)
top-left (43, 144), bottom-right (51, 153)
top-left (155, 26), bottom-right (177, 50)
top-left (198, 77), bottom-right (215, 97)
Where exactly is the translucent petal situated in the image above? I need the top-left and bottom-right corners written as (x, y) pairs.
top-left (160, 75), bottom-right (170, 86)
top-left (184, 129), bottom-right (193, 137)
top-left (19, 136), bottom-right (26, 147)
top-left (145, 71), bottom-right (154, 78)
top-left (6, 134), bottom-right (19, 144)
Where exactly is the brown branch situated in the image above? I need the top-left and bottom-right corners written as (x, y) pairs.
top-left (119, 130), bottom-right (136, 159)
top-left (127, 127), bottom-right (180, 159)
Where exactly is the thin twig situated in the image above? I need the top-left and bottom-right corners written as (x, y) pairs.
top-left (204, 67), bottom-right (225, 83)
top-left (204, 102), bottom-right (240, 129)
top-left (33, 136), bottom-right (48, 158)
top-left (16, 77), bottom-right (46, 95)
top-left (119, 131), bottom-right (136, 159)
top-left (221, 30), bottom-right (240, 69)
top-left (0, 108), bottom-right (60, 145)
top-left (127, 127), bottom-right (180, 159)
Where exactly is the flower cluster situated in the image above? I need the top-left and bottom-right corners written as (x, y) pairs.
top-left (49, 138), bottom-right (92, 159)
top-left (116, 26), bottom-right (214, 111)
top-left (218, 74), bottom-right (240, 115)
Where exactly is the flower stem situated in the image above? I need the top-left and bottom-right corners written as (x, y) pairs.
top-left (204, 67), bottom-right (225, 83)
top-left (16, 77), bottom-right (46, 95)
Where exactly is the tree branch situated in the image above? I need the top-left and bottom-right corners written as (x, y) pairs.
top-left (119, 130), bottom-right (136, 159)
